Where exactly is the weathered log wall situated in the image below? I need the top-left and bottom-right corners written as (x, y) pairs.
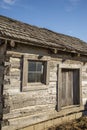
top-left (0, 40), bottom-right (7, 130)
top-left (2, 43), bottom-right (87, 130)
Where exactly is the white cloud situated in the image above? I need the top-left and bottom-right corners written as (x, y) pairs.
top-left (0, 0), bottom-right (16, 9)
top-left (0, 2), bottom-right (10, 9)
top-left (3, 0), bottom-right (16, 5)
top-left (65, 0), bottom-right (81, 12)
top-left (69, 0), bottom-right (81, 6)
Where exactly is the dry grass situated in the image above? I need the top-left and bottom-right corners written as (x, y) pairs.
top-left (48, 116), bottom-right (87, 130)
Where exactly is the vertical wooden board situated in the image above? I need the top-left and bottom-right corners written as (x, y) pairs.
top-left (61, 70), bottom-right (67, 107)
top-left (22, 55), bottom-right (28, 88)
top-left (66, 71), bottom-right (68, 106)
top-left (57, 66), bottom-right (61, 111)
top-left (79, 68), bottom-right (82, 106)
top-left (44, 61), bottom-right (50, 85)
top-left (73, 70), bottom-right (79, 105)
top-left (67, 70), bottom-right (73, 105)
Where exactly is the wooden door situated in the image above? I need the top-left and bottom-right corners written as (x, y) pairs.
top-left (61, 69), bottom-right (79, 107)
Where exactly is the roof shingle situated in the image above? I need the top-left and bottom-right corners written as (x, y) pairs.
top-left (0, 15), bottom-right (87, 55)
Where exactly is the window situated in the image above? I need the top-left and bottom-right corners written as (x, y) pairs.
top-left (22, 55), bottom-right (50, 91)
top-left (28, 61), bottom-right (44, 83)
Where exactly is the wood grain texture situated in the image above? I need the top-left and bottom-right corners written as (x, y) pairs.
top-left (2, 43), bottom-right (87, 130)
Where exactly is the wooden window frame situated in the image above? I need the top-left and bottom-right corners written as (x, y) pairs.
top-left (22, 55), bottom-right (50, 91)
top-left (57, 64), bottom-right (82, 111)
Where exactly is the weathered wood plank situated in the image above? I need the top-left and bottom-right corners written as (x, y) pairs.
top-left (9, 94), bottom-right (56, 110)
top-left (61, 69), bottom-right (66, 107)
top-left (3, 104), bottom-right (55, 120)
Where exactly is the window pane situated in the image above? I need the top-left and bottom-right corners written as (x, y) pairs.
top-left (28, 61), bottom-right (36, 71)
top-left (37, 62), bottom-right (43, 72)
top-left (36, 73), bottom-right (42, 82)
top-left (28, 73), bottom-right (36, 82)
top-left (28, 73), bottom-right (42, 82)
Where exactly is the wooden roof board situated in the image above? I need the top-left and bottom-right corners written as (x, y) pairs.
top-left (0, 15), bottom-right (87, 54)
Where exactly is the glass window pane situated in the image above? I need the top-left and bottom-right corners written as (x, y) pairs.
top-left (36, 73), bottom-right (42, 82)
top-left (28, 73), bottom-right (36, 82)
top-left (37, 62), bottom-right (43, 71)
top-left (28, 61), bottom-right (36, 71)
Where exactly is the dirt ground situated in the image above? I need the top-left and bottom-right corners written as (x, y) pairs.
top-left (48, 116), bottom-right (87, 130)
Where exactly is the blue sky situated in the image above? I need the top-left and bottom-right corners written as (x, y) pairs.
top-left (0, 0), bottom-right (87, 42)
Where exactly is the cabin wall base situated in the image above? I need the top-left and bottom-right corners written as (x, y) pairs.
top-left (2, 111), bottom-right (85, 130)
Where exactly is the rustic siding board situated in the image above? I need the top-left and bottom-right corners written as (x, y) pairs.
top-left (61, 70), bottom-right (67, 107)
top-left (68, 71), bottom-right (73, 105)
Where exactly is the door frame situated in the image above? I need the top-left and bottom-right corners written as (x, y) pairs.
top-left (57, 63), bottom-right (82, 111)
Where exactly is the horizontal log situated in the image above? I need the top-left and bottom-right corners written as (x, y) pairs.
top-left (82, 81), bottom-right (87, 86)
top-left (82, 76), bottom-right (87, 81)
top-left (10, 80), bottom-right (20, 88)
top-left (3, 104), bottom-right (55, 120)
top-left (7, 93), bottom-right (56, 110)
top-left (10, 57), bottom-right (21, 69)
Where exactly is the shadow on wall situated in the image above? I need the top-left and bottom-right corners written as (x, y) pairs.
top-left (83, 101), bottom-right (87, 116)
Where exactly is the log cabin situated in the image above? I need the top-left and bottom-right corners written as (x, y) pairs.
top-left (0, 15), bottom-right (87, 130)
